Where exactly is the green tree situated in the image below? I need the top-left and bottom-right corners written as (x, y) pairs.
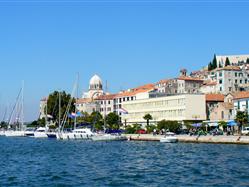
top-left (125, 123), bottom-right (142, 134)
top-left (246, 58), bottom-right (249, 64)
top-left (157, 120), bottom-right (182, 133)
top-left (90, 111), bottom-right (104, 130)
top-left (235, 111), bottom-right (248, 134)
top-left (225, 57), bottom-right (230, 66)
top-left (143, 114), bottom-right (153, 130)
top-left (106, 112), bottom-right (120, 130)
top-left (0, 121), bottom-right (8, 129)
top-left (212, 54), bottom-right (217, 69)
top-left (47, 91), bottom-right (75, 126)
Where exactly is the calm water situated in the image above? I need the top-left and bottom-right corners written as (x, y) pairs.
top-left (1, 137), bottom-right (249, 187)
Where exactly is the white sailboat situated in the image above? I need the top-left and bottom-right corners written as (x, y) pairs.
top-left (91, 81), bottom-right (127, 142)
top-left (56, 75), bottom-right (94, 140)
top-left (5, 82), bottom-right (25, 137)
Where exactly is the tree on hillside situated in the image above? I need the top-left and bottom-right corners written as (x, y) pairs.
top-left (143, 114), bottom-right (153, 130)
top-left (208, 54), bottom-right (218, 71)
top-left (235, 111), bottom-right (248, 134)
top-left (106, 112), bottom-right (120, 130)
top-left (47, 91), bottom-right (75, 126)
top-left (246, 58), bottom-right (249, 64)
top-left (225, 57), bottom-right (230, 66)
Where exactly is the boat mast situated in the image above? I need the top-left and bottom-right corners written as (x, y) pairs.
top-left (21, 81), bottom-right (24, 131)
top-left (59, 91), bottom-right (61, 132)
top-left (74, 73), bottom-right (79, 130)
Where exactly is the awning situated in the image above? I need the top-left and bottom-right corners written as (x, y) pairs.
top-left (208, 122), bottom-right (219, 127)
top-left (191, 123), bottom-right (202, 127)
top-left (227, 120), bottom-right (237, 126)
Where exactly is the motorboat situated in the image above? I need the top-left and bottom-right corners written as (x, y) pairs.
top-left (56, 128), bottom-right (94, 140)
top-left (46, 130), bottom-right (57, 138)
top-left (0, 130), bottom-right (5, 136)
top-left (160, 132), bottom-right (178, 143)
top-left (24, 128), bottom-right (35, 137)
top-left (5, 130), bottom-right (25, 137)
top-left (34, 127), bottom-right (48, 138)
top-left (91, 133), bottom-right (127, 141)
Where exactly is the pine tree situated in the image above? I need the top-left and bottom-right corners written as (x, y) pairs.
top-left (246, 58), bottom-right (249, 64)
top-left (225, 57), bottom-right (230, 66)
top-left (212, 54), bottom-right (217, 69)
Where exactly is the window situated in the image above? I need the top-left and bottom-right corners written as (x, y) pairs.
top-left (220, 87), bottom-right (222, 91)
top-left (127, 97), bottom-right (130, 101)
top-left (108, 100), bottom-right (111, 105)
top-left (221, 111), bottom-right (224, 119)
top-left (119, 98), bottom-right (122, 103)
top-left (235, 72), bottom-right (237, 77)
top-left (229, 87), bottom-right (232, 91)
top-left (219, 72), bottom-right (222, 77)
top-left (131, 97), bottom-right (134, 101)
top-left (240, 80), bottom-right (242, 84)
top-left (219, 79), bottom-right (222, 84)
top-left (235, 79), bottom-right (238, 84)
top-left (123, 98), bottom-right (125, 102)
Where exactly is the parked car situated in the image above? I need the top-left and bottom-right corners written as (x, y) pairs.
top-left (136, 129), bottom-right (147, 134)
top-left (242, 127), bottom-right (249, 135)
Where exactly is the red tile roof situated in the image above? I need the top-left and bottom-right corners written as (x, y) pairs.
top-left (95, 94), bottom-right (117, 100)
top-left (116, 84), bottom-right (155, 97)
top-left (76, 98), bottom-right (92, 104)
top-left (178, 76), bottom-right (204, 82)
top-left (234, 91), bottom-right (249, 100)
top-left (206, 94), bottom-right (224, 102)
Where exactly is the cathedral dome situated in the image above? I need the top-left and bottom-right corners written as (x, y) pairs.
top-left (89, 74), bottom-right (103, 90)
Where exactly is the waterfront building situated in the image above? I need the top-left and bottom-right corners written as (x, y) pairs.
top-left (208, 66), bottom-right (249, 94)
top-left (39, 97), bottom-right (47, 119)
top-left (206, 93), bottom-right (234, 121)
top-left (155, 69), bottom-right (204, 95)
top-left (121, 94), bottom-right (206, 125)
top-left (233, 91), bottom-right (249, 115)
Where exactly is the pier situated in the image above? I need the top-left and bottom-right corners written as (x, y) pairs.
top-left (125, 134), bottom-right (249, 145)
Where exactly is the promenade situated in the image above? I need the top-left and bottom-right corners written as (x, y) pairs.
top-left (125, 134), bottom-right (249, 145)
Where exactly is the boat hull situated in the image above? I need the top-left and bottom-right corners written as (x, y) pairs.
top-left (34, 132), bottom-right (48, 138)
top-left (160, 137), bottom-right (178, 143)
top-left (5, 131), bottom-right (25, 137)
top-left (91, 134), bottom-right (127, 141)
top-left (56, 132), bottom-right (92, 140)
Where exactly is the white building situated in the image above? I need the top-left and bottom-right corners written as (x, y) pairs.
top-left (209, 66), bottom-right (249, 94)
top-left (216, 54), bottom-right (249, 67)
top-left (121, 94), bottom-right (206, 124)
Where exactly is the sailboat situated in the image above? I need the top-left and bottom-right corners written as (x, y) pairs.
top-left (91, 82), bottom-right (127, 142)
top-left (56, 74), bottom-right (94, 140)
top-left (5, 82), bottom-right (25, 137)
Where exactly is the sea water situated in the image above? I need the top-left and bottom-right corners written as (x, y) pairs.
top-left (0, 137), bottom-right (249, 186)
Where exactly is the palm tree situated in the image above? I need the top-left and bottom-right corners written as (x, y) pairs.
top-left (143, 114), bottom-right (153, 130)
top-left (235, 111), bottom-right (248, 134)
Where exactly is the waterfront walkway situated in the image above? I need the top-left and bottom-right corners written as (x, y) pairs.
top-left (125, 134), bottom-right (249, 145)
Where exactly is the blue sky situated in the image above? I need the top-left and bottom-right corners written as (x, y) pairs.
top-left (0, 1), bottom-right (249, 121)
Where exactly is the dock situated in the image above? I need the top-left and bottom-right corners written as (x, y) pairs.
top-left (125, 134), bottom-right (249, 145)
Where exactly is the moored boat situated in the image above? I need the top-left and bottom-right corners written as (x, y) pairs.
top-left (160, 132), bottom-right (178, 143)
top-left (91, 133), bottom-right (127, 141)
top-left (56, 128), bottom-right (93, 140)
top-left (34, 127), bottom-right (48, 138)
top-left (5, 130), bottom-right (25, 137)
top-left (24, 128), bottom-right (35, 137)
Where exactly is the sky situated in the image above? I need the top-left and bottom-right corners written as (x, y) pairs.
top-left (0, 0), bottom-right (249, 121)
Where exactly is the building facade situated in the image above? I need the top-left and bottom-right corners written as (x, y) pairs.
top-left (121, 94), bottom-right (206, 124)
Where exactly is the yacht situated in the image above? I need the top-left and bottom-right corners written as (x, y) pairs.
top-left (56, 128), bottom-right (93, 140)
top-left (24, 128), bottom-right (35, 137)
top-left (160, 132), bottom-right (178, 143)
top-left (91, 133), bottom-right (127, 141)
top-left (34, 127), bottom-right (48, 138)
top-left (5, 130), bottom-right (25, 137)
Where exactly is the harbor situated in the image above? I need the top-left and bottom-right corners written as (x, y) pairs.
top-left (126, 134), bottom-right (249, 145)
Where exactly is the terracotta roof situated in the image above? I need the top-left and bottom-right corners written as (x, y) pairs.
top-left (216, 66), bottom-right (241, 71)
top-left (156, 79), bottom-right (171, 85)
top-left (178, 76), bottom-right (204, 82)
top-left (206, 94), bottom-right (224, 102)
top-left (76, 98), bottom-right (92, 104)
top-left (116, 84), bottom-right (155, 97)
top-left (234, 91), bottom-right (249, 100)
top-left (203, 81), bottom-right (217, 86)
top-left (95, 94), bottom-right (117, 100)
